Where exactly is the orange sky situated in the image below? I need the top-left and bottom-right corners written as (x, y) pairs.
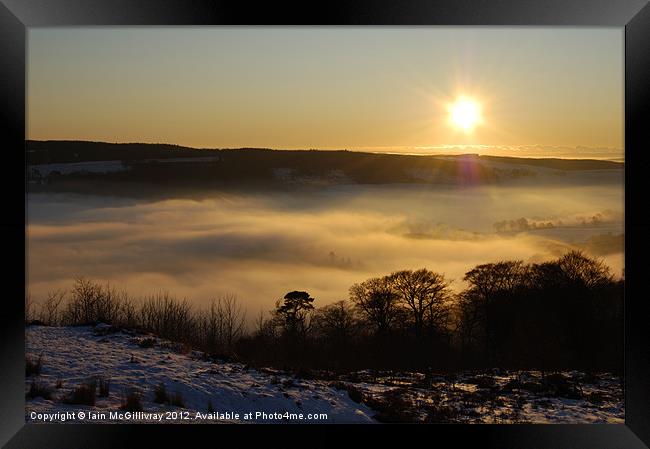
top-left (28, 27), bottom-right (623, 155)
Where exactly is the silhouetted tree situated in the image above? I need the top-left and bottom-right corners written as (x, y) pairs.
top-left (349, 277), bottom-right (401, 337)
top-left (274, 291), bottom-right (315, 341)
top-left (456, 252), bottom-right (622, 370)
top-left (462, 260), bottom-right (527, 363)
top-left (556, 250), bottom-right (613, 288)
top-left (199, 294), bottom-right (246, 356)
top-left (313, 300), bottom-right (358, 344)
top-left (456, 289), bottom-right (484, 356)
top-left (387, 269), bottom-right (452, 338)
top-left (463, 261), bottom-right (527, 298)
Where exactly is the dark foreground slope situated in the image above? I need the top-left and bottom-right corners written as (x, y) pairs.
top-left (25, 324), bottom-right (623, 423)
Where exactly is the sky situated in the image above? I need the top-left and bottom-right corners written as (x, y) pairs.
top-left (27, 27), bottom-right (623, 156)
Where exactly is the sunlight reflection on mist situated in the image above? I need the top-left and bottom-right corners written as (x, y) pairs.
top-left (26, 183), bottom-right (624, 314)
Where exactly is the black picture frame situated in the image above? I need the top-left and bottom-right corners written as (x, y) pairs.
top-left (1, 0), bottom-right (649, 447)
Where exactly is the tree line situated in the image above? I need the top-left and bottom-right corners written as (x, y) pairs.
top-left (27, 250), bottom-right (622, 372)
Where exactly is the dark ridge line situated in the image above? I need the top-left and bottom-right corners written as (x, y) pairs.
top-left (26, 140), bottom-right (624, 165)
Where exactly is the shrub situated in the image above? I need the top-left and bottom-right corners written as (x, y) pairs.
top-left (585, 391), bottom-right (606, 404)
top-left (330, 381), bottom-right (363, 404)
top-left (152, 383), bottom-right (184, 407)
top-left (26, 379), bottom-right (51, 400)
top-left (346, 385), bottom-right (364, 404)
top-left (66, 380), bottom-right (97, 406)
top-left (501, 378), bottom-right (521, 392)
top-left (346, 371), bottom-right (361, 383)
top-left (424, 403), bottom-right (461, 423)
top-left (293, 367), bottom-right (316, 380)
top-left (170, 391), bottom-right (185, 408)
top-left (172, 342), bottom-right (192, 355)
top-left (121, 388), bottom-right (143, 411)
top-left (579, 371), bottom-right (599, 384)
top-left (544, 373), bottom-right (582, 399)
top-left (27, 319), bottom-right (46, 326)
top-left (64, 278), bottom-right (123, 325)
top-left (365, 388), bottom-right (415, 423)
top-left (98, 377), bottom-right (110, 397)
top-left (153, 383), bottom-right (168, 404)
top-left (93, 323), bottom-right (118, 336)
top-left (26, 355), bottom-right (42, 377)
top-left (138, 337), bottom-right (156, 349)
top-left (471, 375), bottom-right (496, 389)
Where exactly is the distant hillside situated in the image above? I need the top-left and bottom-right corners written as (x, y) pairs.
top-left (26, 140), bottom-right (623, 196)
top-left (477, 154), bottom-right (623, 171)
top-left (27, 140), bottom-right (217, 164)
top-left (27, 140), bottom-right (623, 170)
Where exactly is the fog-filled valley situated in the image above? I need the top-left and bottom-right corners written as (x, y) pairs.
top-left (27, 168), bottom-right (623, 320)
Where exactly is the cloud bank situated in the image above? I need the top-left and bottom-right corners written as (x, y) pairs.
top-left (27, 182), bottom-right (624, 315)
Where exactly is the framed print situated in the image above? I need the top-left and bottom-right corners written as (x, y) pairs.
top-left (1, 0), bottom-right (649, 447)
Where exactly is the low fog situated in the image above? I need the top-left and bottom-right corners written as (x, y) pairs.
top-left (27, 180), bottom-right (624, 316)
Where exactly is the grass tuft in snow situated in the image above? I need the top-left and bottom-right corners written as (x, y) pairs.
top-left (137, 337), bottom-right (156, 349)
top-left (153, 382), bottom-right (185, 408)
top-left (27, 379), bottom-right (52, 400)
top-left (331, 381), bottom-right (364, 404)
top-left (170, 391), bottom-right (185, 408)
top-left (121, 388), bottom-right (143, 411)
top-left (153, 383), bottom-right (168, 404)
top-left (364, 388), bottom-right (416, 423)
top-left (65, 379), bottom-right (97, 406)
top-left (98, 377), bottom-right (110, 398)
top-left (26, 355), bottom-right (42, 377)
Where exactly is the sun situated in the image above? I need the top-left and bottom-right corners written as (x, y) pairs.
top-left (448, 97), bottom-right (482, 132)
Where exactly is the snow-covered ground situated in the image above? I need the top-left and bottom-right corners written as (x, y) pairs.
top-left (347, 369), bottom-right (624, 423)
top-left (272, 167), bottom-right (352, 185)
top-left (25, 325), bottom-right (374, 424)
top-left (25, 325), bottom-right (624, 424)
top-left (28, 157), bottom-right (221, 178)
top-left (29, 161), bottom-right (129, 177)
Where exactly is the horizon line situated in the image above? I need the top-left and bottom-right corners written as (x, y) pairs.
top-left (26, 139), bottom-right (625, 163)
